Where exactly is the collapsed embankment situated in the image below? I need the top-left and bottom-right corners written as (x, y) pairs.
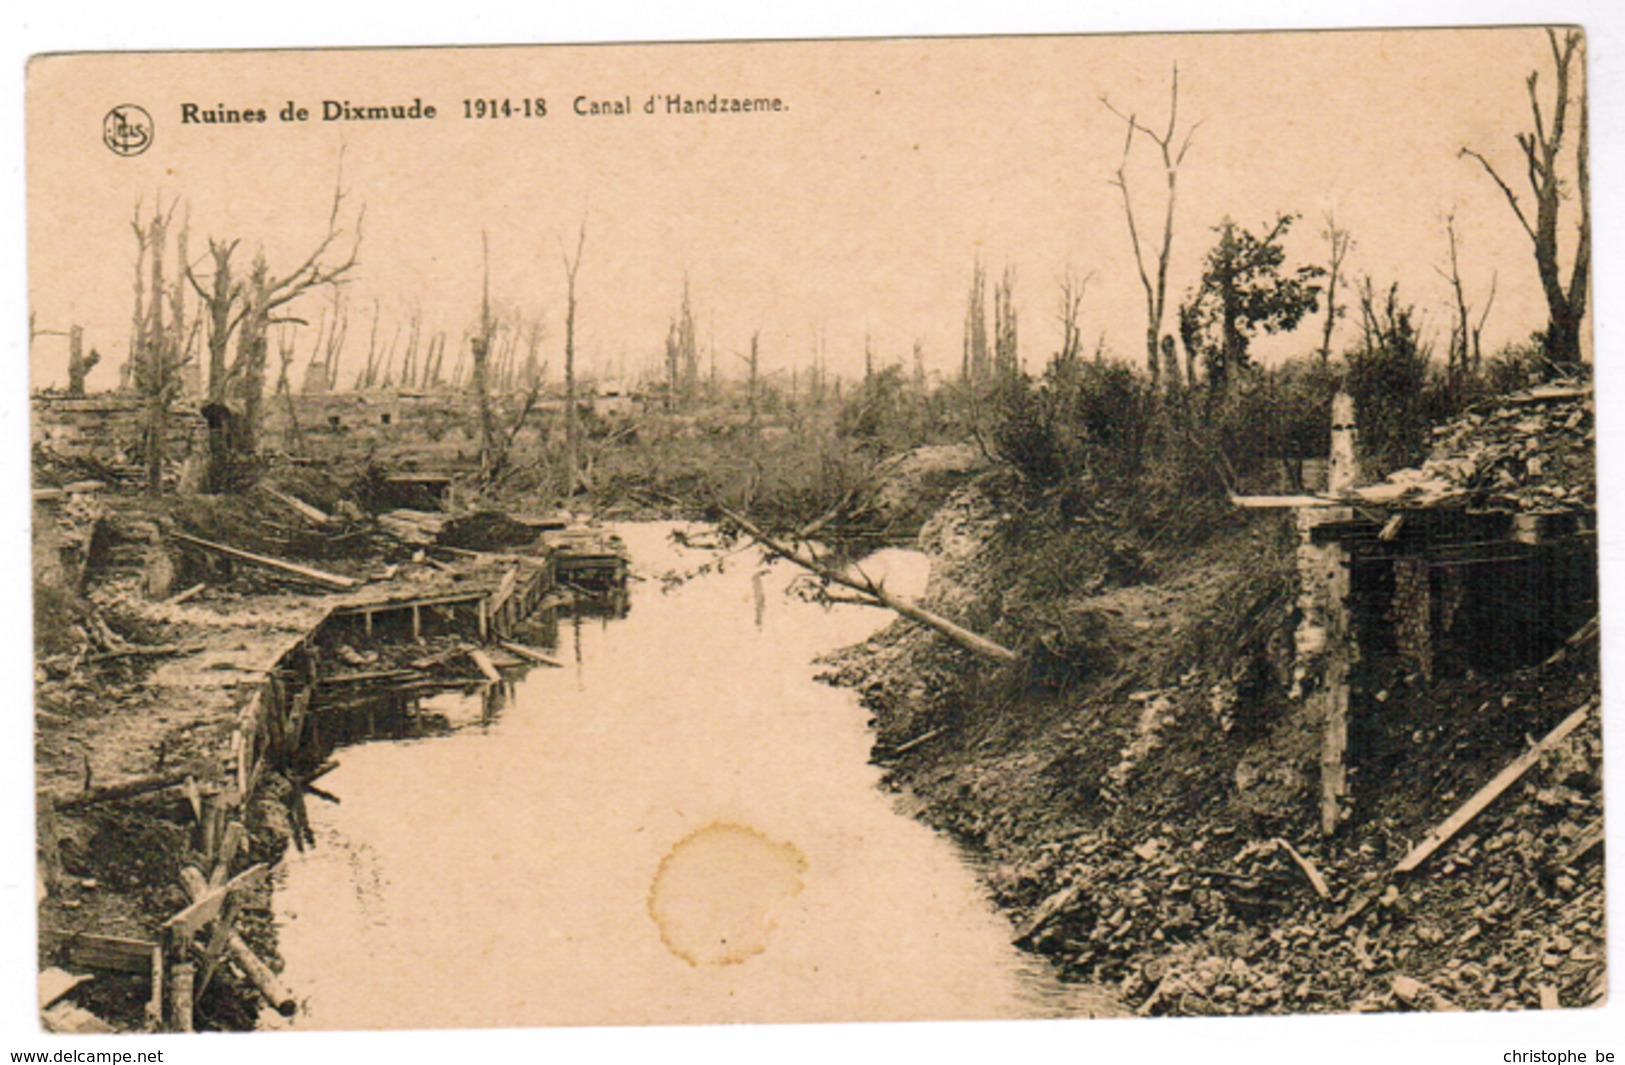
top-left (825, 404), bottom-right (1603, 1016)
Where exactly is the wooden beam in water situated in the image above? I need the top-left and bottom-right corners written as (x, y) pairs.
top-left (468, 648), bottom-right (502, 684)
top-left (499, 640), bottom-right (564, 668)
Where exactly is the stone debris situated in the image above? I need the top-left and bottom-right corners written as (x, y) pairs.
top-left (1350, 383), bottom-right (1593, 512)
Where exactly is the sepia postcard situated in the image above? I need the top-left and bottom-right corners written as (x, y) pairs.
top-left (17, 21), bottom-right (1611, 1049)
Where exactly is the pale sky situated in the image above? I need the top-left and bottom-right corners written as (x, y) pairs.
top-left (27, 27), bottom-right (1583, 391)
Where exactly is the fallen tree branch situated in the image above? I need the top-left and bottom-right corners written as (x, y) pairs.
top-left (716, 503), bottom-right (1019, 664)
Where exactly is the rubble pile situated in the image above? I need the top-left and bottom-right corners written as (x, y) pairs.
top-left (989, 694), bottom-right (1604, 1017)
top-left (1360, 384), bottom-right (1594, 511)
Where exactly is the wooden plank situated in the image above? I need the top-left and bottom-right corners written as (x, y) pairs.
top-left (1275, 838), bottom-right (1331, 900)
top-left (40, 930), bottom-right (158, 975)
top-left (41, 1002), bottom-right (116, 1034)
top-left (1393, 697), bottom-right (1598, 874)
top-left (233, 727), bottom-right (247, 795)
top-left (194, 892), bottom-right (241, 999)
top-left (148, 945), bottom-right (163, 1026)
top-left (285, 690), bottom-right (312, 760)
top-left (209, 822), bottom-right (246, 889)
top-left (468, 649), bottom-right (502, 684)
top-left (330, 592), bottom-right (486, 615)
top-left (498, 640), bottom-right (564, 668)
top-left (163, 583), bottom-right (207, 605)
top-left (162, 864), bottom-right (268, 944)
top-left (182, 775), bottom-right (202, 824)
top-left (1229, 493), bottom-right (1339, 509)
top-left (489, 567), bottom-right (519, 613)
top-left (39, 967), bottom-right (92, 1008)
top-left (170, 532), bottom-right (359, 590)
top-left (260, 485), bottom-right (332, 525)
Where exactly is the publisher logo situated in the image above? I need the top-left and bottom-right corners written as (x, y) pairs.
top-left (103, 105), bottom-right (153, 156)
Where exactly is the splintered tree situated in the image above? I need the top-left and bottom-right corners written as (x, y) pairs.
top-left (560, 218), bottom-right (587, 490)
top-left (962, 260), bottom-right (989, 383)
top-left (1102, 64), bottom-right (1198, 385)
top-left (473, 231), bottom-right (499, 478)
top-left (1436, 213), bottom-right (1497, 378)
top-left (1179, 214), bottom-right (1323, 394)
top-left (188, 173), bottom-right (361, 488)
top-left (1318, 213), bottom-right (1354, 362)
top-left (994, 266), bottom-right (1019, 378)
top-left (66, 326), bottom-right (99, 397)
top-left (665, 280), bottom-right (699, 410)
top-left (1462, 29), bottom-right (1588, 364)
top-left (128, 200), bottom-right (195, 493)
top-left (1056, 270), bottom-right (1088, 369)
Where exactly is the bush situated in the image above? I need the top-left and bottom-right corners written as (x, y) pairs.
top-left (1346, 290), bottom-right (1431, 478)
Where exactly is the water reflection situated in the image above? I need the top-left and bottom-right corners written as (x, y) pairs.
top-left (272, 523), bottom-right (1117, 1028)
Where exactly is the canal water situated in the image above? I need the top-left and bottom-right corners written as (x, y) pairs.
top-left (271, 522), bottom-right (1115, 1028)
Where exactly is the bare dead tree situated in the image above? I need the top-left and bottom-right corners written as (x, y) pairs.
top-left (1435, 214), bottom-right (1501, 377)
top-left (560, 217), bottom-right (588, 490)
top-left (66, 326), bottom-right (99, 396)
top-left (273, 324), bottom-right (306, 453)
top-left (1319, 213), bottom-right (1354, 362)
top-left (321, 289), bottom-right (349, 392)
top-left (1461, 28), bottom-right (1588, 363)
top-left (961, 259), bottom-right (988, 383)
top-left (186, 238), bottom-right (245, 404)
top-left (994, 265), bottom-right (1018, 378)
top-left (128, 199), bottom-right (192, 493)
top-left (1102, 64), bottom-right (1199, 384)
top-left (187, 169), bottom-right (360, 485)
top-left (1056, 269), bottom-right (1089, 367)
top-left (474, 230), bottom-right (498, 478)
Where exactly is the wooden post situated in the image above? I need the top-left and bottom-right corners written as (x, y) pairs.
top-left (1288, 391), bottom-right (1362, 836)
top-left (478, 598), bottom-right (489, 642)
top-left (412, 603), bottom-right (421, 641)
top-left (199, 796), bottom-right (220, 863)
top-left (37, 794), bottom-right (64, 897)
top-left (364, 609), bottom-right (374, 638)
top-left (147, 945), bottom-right (164, 1027)
top-left (1318, 595), bottom-right (1351, 837)
top-left (168, 961), bottom-right (194, 1032)
top-left (1329, 391), bottom-right (1358, 493)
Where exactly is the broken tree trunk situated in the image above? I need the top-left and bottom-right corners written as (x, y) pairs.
top-left (1393, 696), bottom-right (1598, 875)
top-left (718, 504), bottom-right (1019, 664)
top-left (171, 532), bottom-right (359, 590)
